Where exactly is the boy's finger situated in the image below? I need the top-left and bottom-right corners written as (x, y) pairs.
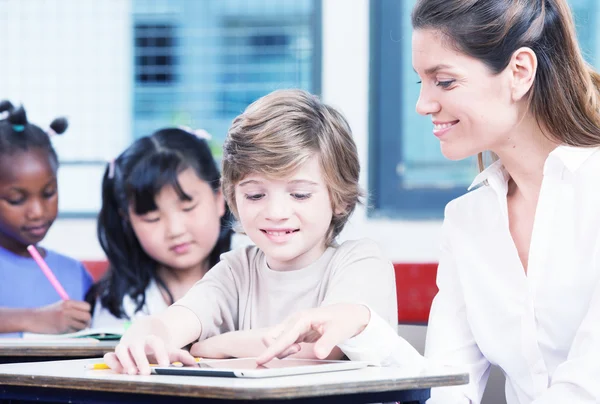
top-left (276, 343), bottom-right (301, 359)
top-left (114, 345), bottom-right (136, 374)
top-left (103, 352), bottom-right (124, 373)
top-left (130, 343), bottom-right (151, 375)
top-left (313, 326), bottom-right (348, 359)
top-left (256, 321), bottom-right (310, 365)
top-left (173, 349), bottom-right (198, 366)
top-left (145, 337), bottom-right (170, 367)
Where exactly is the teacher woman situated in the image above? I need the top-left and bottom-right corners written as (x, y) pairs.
top-left (257, 0), bottom-right (600, 403)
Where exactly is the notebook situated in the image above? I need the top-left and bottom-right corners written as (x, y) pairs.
top-left (22, 327), bottom-right (124, 341)
top-left (151, 357), bottom-right (371, 378)
top-left (0, 337), bottom-right (100, 346)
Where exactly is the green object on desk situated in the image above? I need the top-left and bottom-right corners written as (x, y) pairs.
top-left (23, 327), bottom-right (124, 341)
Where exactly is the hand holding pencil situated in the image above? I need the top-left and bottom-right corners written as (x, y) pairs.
top-left (25, 245), bottom-right (91, 334)
top-left (28, 300), bottom-right (92, 334)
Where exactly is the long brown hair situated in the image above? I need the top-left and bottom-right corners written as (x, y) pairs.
top-left (412, 0), bottom-right (600, 170)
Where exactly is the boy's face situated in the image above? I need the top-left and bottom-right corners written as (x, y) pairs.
top-left (234, 156), bottom-right (334, 271)
top-left (0, 149), bottom-right (58, 256)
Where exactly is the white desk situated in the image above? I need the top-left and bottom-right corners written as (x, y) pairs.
top-left (0, 340), bottom-right (118, 364)
top-left (0, 358), bottom-right (468, 403)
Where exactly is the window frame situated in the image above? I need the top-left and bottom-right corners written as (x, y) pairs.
top-left (369, 0), bottom-right (474, 219)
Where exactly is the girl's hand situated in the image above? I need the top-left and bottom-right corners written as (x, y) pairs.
top-left (256, 303), bottom-right (371, 365)
top-left (104, 335), bottom-right (197, 375)
top-left (31, 300), bottom-right (91, 334)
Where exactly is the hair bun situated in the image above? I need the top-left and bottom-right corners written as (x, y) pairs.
top-left (49, 117), bottom-right (68, 135)
top-left (0, 100), bottom-right (14, 114)
top-left (7, 105), bottom-right (27, 126)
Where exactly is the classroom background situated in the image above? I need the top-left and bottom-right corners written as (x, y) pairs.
top-left (2, 0), bottom-right (599, 402)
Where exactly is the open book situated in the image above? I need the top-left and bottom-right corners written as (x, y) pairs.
top-left (1, 337), bottom-right (101, 346)
top-left (23, 327), bottom-right (124, 341)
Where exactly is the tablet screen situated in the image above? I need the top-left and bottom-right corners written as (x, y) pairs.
top-left (195, 358), bottom-right (343, 370)
top-left (152, 358), bottom-right (369, 378)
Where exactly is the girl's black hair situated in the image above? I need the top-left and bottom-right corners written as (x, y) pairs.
top-left (0, 100), bottom-right (68, 164)
top-left (89, 128), bottom-right (233, 319)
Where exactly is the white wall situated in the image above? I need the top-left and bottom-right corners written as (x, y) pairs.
top-left (320, 0), bottom-right (443, 263)
top-left (0, 0), bottom-right (131, 258)
top-left (0, 0), bottom-right (132, 219)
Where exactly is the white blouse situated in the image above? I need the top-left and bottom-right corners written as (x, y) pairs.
top-left (340, 145), bottom-right (600, 404)
top-left (91, 279), bottom-right (169, 328)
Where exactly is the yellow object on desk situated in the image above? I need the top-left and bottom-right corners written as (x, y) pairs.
top-left (85, 357), bottom-right (201, 370)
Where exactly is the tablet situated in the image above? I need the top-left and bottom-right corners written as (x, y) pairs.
top-left (151, 358), bottom-right (370, 378)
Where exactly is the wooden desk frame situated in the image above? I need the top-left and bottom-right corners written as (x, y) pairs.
top-left (0, 384), bottom-right (430, 404)
top-left (0, 358), bottom-right (468, 404)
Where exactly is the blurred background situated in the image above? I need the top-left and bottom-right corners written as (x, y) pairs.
top-left (2, 0), bottom-right (598, 261)
top-left (2, 1), bottom-right (599, 401)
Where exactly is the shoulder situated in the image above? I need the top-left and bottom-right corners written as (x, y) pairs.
top-left (209, 245), bottom-right (263, 277)
top-left (44, 249), bottom-right (88, 273)
top-left (328, 239), bottom-right (390, 270)
top-left (44, 249), bottom-right (93, 295)
top-left (198, 246), bottom-right (264, 283)
top-left (574, 147), bottom-right (600, 185)
top-left (444, 184), bottom-right (495, 224)
top-left (333, 238), bottom-right (384, 258)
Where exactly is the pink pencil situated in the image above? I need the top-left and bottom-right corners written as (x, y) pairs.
top-left (27, 245), bottom-right (70, 301)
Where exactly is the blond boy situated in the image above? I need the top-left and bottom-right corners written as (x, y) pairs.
top-left (104, 89), bottom-right (397, 374)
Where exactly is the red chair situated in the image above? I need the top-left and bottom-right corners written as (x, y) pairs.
top-left (82, 260), bottom-right (110, 282)
top-left (394, 263), bottom-right (438, 324)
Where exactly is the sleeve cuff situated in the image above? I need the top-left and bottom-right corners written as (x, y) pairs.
top-left (338, 306), bottom-right (425, 368)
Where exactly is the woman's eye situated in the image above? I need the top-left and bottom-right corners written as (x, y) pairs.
top-left (245, 193), bottom-right (264, 201)
top-left (435, 80), bottom-right (455, 88)
top-left (291, 193), bottom-right (311, 200)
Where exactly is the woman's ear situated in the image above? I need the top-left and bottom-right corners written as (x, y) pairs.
top-left (509, 47), bottom-right (538, 102)
top-left (333, 202), bottom-right (347, 216)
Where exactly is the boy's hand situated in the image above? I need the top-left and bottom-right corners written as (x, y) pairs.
top-left (30, 300), bottom-right (91, 334)
top-left (256, 303), bottom-right (371, 365)
top-left (105, 335), bottom-right (197, 376)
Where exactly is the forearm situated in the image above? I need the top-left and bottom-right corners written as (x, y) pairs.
top-left (191, 330), bottom-right (346, 360)
top-left (120, 305), bottom-right (202, 350)
top-left (120, 316), bottom-right (170, 343)
top-left (0, 308), bottom-right (38, 333)
top-left (291, 344), bottom-right (345, 360)
top-left (190, 329), bottom-right (268, 358)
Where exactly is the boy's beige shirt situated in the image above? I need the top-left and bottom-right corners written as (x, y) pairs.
top-left (173, 238), bottom-right (397, 340)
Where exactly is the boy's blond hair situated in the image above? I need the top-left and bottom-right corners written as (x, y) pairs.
top-left (222, 89), bottom-right (362, 245)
